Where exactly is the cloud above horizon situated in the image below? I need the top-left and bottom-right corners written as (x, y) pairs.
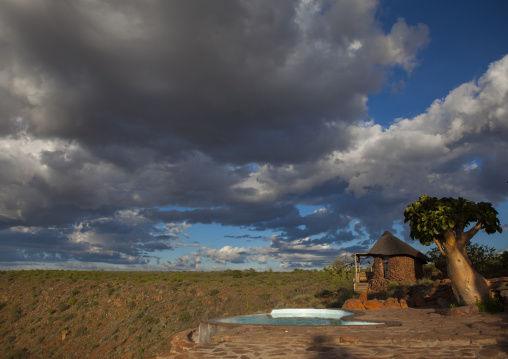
top-left (0, 0), bottom-right (506, 270)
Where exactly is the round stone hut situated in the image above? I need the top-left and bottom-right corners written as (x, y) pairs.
top-left (368, 231), bottom-right (429, 283)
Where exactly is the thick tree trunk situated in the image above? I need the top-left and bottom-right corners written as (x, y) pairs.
top-left (442, 241), bottom-right (490, 305)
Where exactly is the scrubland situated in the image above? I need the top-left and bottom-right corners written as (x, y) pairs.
top-left (0, 269), bottom-right (353, 359)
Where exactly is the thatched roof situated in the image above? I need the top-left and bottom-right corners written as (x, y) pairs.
top-left (368, 231), bottom-right (429, 263)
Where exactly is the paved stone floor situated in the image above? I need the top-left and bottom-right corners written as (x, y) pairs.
top-left (158, 309), bottom-right (508, 358)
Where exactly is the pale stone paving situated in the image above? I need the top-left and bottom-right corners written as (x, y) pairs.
top-left (156, 308), bottom-right (508, 358)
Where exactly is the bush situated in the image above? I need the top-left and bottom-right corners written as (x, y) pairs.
top-left (315, 289), bottom-right (334, 298)
top-left (389, 282), bottom-right (399, 289)
top-left (231, 270), bottom-right (243, 279)
top-left (58, 302), bottom-right (70, 312)
top-left (178, 311), bottom-right (191, 322)
top-left (61, 313), bottom-right (76, 322)
top-left (75, 326), bottom-right (88, 336)
top-left (10, 307), bottom-right (23, 322)
top-left (4, 348), bottom-right (29, 359)
top-left (475, 296), bottom-right (504, 312)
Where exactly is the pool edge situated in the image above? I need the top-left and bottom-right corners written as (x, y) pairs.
top-left (198, 308), bottom-right (401, 344)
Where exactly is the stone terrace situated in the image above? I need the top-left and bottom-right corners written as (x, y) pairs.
top-left (158, 308), bottom-right (508, 358)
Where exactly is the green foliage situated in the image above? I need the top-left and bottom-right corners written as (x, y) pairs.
top-left (60, 313), bottom-right (76, 322)
top-left (4, 347), bottom-right (29, 359)
top-left (178, 311), bottom-right (191, 322)
top-left (231, 270), bottom-right (243, 278)
top-left (404, 195), bottom-right (502, 246)
top-left (208, 289), bottom-right (220, 296)
top-left (74, 326), bottom-right (89, 336)
top-left (315, 289), bottom-right (334, 298)
top-left (57, 302), bottom-right (70, 312)
top-left (0, 268), bottom-right (360, 358)
top-left (475, 296), bottom-right (504, 312)
top-left (10, 307), bottom-right (23, 322)
top-left (323, 254), bottom-right (355, 287)
top-left (426, 243), bottom-right (506, 277)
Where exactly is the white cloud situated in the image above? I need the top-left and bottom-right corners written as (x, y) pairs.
top-left (203, 246), bottom-right (249, 265)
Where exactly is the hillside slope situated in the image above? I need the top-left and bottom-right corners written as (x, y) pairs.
top-left (0, 270), bottom-right (349, 359)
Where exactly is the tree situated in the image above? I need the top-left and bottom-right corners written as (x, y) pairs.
top-left (323, 254), bottom-right (355, 282)
top-left (426, 242), bottom-right (502, 277)
top-left (404, 195), bottom-right (502, 305)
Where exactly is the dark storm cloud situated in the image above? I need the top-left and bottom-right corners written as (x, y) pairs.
top-left (0, 210), bottom-right (190, 265)
top-left (0, 0), bottom-right (427, 164)
top-left (6, 0), bottom-right (506, 270)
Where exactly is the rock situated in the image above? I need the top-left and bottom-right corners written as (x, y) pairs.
top-left (363, 299), bottom-right (384, 310)
top-left (399, 299), bottom-right (408, 309)
top-left (342, 298), bottom-right (366, 311)
top-left (437, 297), bottom-right (450, 308)
top-left (411, 292), bottom-right (427, 307)
top-left (383, 297), bottom-right (401, 309)
top-left (436, 304), bottom-right (479, 316)
top-left (358, 291), bottom-right (368, 303)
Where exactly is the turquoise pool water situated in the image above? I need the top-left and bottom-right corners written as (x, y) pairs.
top-left (213, 309), bottom-right (381, 326)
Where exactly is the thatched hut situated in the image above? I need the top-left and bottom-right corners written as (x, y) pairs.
top-left (368, 231), bottom-right (429, 283)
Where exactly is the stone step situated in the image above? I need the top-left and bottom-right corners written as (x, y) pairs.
top-left (354, 283), bottom-right (369, 292)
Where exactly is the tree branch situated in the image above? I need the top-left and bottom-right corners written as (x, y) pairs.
top-left (434, 238), bottom-right (445, 256)
top-left (465, 221), bottom-right (483, 244)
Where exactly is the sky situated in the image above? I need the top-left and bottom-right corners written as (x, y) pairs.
top-left (0, 0), bottom-right (507, 271)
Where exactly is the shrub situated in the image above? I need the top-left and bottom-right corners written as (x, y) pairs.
top-left (231, 270), bottom-right (243, 278)
top-left (178, 311), bottom-right (191, 322)
top-left (10, 307), bottom-right (23, 322)
top-left (61, 313), bottom-right (76, 322)
top-left (315, 289), bottom-right (334, 298)
top-left (475, 296), bottom-right (504, 312)
top-left (143, 315), bottom-right (159, 324)
top-left (4, 347), bottom-right (29, 359)
top-left (292, 294), bottom-right (314, 305)
top-left (75, 299), bottom-right (87, 308)
top-left (58, 302), bottom-right (70, 312)
top-left (68, 298), bottom-right (78, 306)
top-left (75, 326), bottom-right (88, 336)
top-left (208, 289), bottom-right (220, 296)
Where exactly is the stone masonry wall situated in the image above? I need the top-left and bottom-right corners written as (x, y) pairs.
top-left (387, 255), bottom-right (422, 283)
top-left (373, 257), bottom-right (384, 279)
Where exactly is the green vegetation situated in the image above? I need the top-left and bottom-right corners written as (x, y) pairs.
top-left (404, 195), bottom-right (502, 305)
top-left (475, 295), bottom-right (504, 313)
top-left (0, 267), bottom-right (352, 359)
top-left (426, 242), bottom-right (508, 278)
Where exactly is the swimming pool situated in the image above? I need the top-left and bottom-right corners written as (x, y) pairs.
top-left (213, 309), bottom-right (381, 326)
top-left (198, 308), bottom-right (393, 344)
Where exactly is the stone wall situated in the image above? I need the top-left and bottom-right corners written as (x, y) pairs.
top-left (373, 257), bottom-right (384, 279)
top-left (372, 255), bottom-right (424, 283)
